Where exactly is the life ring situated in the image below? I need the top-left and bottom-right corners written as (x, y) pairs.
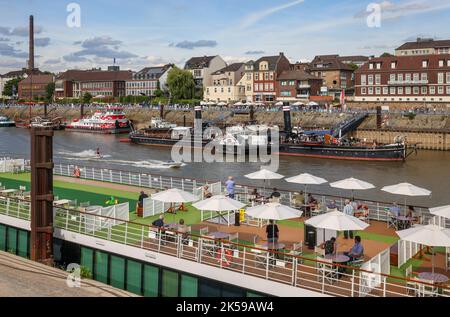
top-left (216, 247), bottom-right (233, 267)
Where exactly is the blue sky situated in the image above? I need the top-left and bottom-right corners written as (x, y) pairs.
top-left (0, 0), bottom-right (450, 73)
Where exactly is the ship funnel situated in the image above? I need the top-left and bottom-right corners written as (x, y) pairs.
top-left (283, 102), bottom-right (291, 135)
top-left (376, 106), bottom-right (382, 129)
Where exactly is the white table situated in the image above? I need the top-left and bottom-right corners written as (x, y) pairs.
top-left (54, 199), bottom-right (72, 206)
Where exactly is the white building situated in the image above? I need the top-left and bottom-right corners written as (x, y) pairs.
top-left (184, 56), bottom-right (227, 88)
top-left (126, 64), bottom-right (173, 97)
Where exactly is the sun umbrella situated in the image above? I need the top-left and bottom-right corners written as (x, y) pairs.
top-left (152, 188), bottom-right (199, 222)
top-left (274, 101), bottom-right (284, 106)
top-left (217, 102), bottom-right (227, 106)
top-left (193, 195), bottom-right (246, 227)
top-left (330, 177), bottom-right (375, 201)
top-left (292, 101), bottom-right (305, 106)
top-left (396, 224), bottom-right (450, 273)
top-left (245, 168), bottom-right (284, 194)
top-left (307, 101), bottom-right (319, 107)
top-left (382, 182), bottom-right (431, 213)
top-left (286, 173), bottom-right (328, 207)
top-left (430, 205), bottom-right (450, 219)
top-left (234, 101), bottom-right (244, 106)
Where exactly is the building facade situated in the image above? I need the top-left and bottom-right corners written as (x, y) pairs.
top-left (354, 54), bottom-right (450, 103)
top-left (252, 53), bottom-right (291, 102)
top-left (55, 68), bottom-right (132, 99)
top-left (125, 64), bottom-right (173, 97)
top-left (395, 38), bottom-right (450, 56)
top-left (184, 56), bottom-right (227, 88)
top-left (307, 55), bottom-right (355, 98)
top-left (18, 74), bottom-right (54, 100)
top-left (204, 63), bottom-right (245, 103)
top-left (236, 61), bottom-right (255, 102)
top-left (337, 55), bottom-right (370, 68)
top-left (1, 68), bottom-right (41, 98)
top-left (276, 70), bottom-right (322, 102)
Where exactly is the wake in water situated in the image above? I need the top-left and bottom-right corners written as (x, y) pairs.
top-left (56, 150), bottom-right (184, 169)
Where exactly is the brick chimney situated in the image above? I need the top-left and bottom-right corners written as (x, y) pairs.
top-left (29, 15), bottom-right (35, 71)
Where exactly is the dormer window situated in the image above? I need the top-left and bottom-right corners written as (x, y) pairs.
top-left (369, 63), bottom-right (374, 70)
top-left (376, 63), bottom-right (381, 69)
top-left (391, 62), bottom-right (397, 69)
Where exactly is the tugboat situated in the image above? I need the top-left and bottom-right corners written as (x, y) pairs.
top-left (65, 106), bottom-right (131, 134)
top-left (0, 116), bottom-right (15, 127)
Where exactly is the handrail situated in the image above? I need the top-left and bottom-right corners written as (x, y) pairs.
top-left (0, 193), bottom-right (448, 293)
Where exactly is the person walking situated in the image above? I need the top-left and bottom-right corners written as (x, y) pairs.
top-left (225, 176), bottom-right (236, 199)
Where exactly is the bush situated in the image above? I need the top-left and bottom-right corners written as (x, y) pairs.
top-left (79, 266), bottom-right (93, 279)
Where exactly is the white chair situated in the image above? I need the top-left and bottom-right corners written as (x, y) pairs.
top-left (386, 211), bottom-right (398, 229)
top-left (317, 258), bottom-right (338, 285)
top-left (148, 227), bottom-right (159, 240)
top-left (201, 236), bottom-right (216, 257)
top-left (405, 265), bottom-right (419, 296)
top-left (251, 247), bottom-right (268, 268)
top-left (287, 242), bottom-right (303, 264)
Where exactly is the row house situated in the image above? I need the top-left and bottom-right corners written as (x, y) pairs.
top-left (125, 64), bottom-right (173, 97)
top-left (55, 68), bottom-right (132, 99)
top-left (204, 63), bottom-right (245, 103)
top-left (354, 54), bottom-right (450, 103)
top-left (307, 55), bottom-right (355, 98)
top-left (236, 60), bottom-right (255, 102)
top-left (18, 74), bottom-right (54, 100)
top-left (252, 53), bottom-right (291, 102)
top-left (395, 38), bottom-right (450, 56)
top-left (276, 70), bottom-right (322, 102)
top-left (184, 55), bottom-right (227, 88)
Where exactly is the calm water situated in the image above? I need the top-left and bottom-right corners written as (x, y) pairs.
top-left (1, 127), bottom-right (449, 207)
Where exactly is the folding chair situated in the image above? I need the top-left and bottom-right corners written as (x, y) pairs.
top-left (251, 247), bottom-right (268, 268)
top-left (405, 265), bottom-right (419, 296)
top-left (317, 258), bottom-right (338, 285)
top-left (386, 211), bottom-right (398, 229)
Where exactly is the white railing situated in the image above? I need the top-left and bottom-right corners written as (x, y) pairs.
top-left (52, 162), bottom-right (435, 226)
top-left (0, 194), bottom-right (448, 298)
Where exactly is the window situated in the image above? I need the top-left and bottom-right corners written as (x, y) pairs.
top-left (143, 265), bottom-right (159, 297)
top-left (264, 72), bottom-right (269, 80)
top-left (439, 60), bottom-right (444, 67)
top-left (254, 73), bottom-right (259, 81)
top-left (94, 251), bottom-right (109, 284)
top-left (368, 75), bottom-right (374, 85)
top-left (375, 74), bottom-right (381, 85)
top-left (269, 83), bottom-right (274, 91)
top-left (421, 86), bottom-right (427, 94)
top-left (361, 87), bottom-right (366, 94)
top-left (247, 84), bottom-right (251, 92)
top-left (264, 83), bottom-right (269, 91)
top-left (391, 62), bottom-right (396, 69)
top-left (375, 87), bottom-right (381, 95)
top-left (361, 75), bottom-right (366, 85)
top-left (368, 87), bottom-right (373, 95)
top-left (398, 87), bottom-right (403, 94)
top-left (447, 72), bottom-right (450, 83)
top-left (162, 270), bottom-right (179, 297)
top-left (181, 275), bottom-right (198, 297)
top-left (269, 72), bottom-right (274, 80)
top-left (246, 73), bottom-right (252, 80)
top-left (289, 81), bottom-right (295, 86)
top-left (438, 86), bottom-right (444, 94)
top-left (281, 91), bottom-right (291, 96)
top-left (448, 60), bottom-right (450, 67)
top-left (110, 255), bottom-right (125, 290)
top-left (376, 63), bottom-right (381, 69)
top-left (430, 86), bottom-right (435, 94)
top-left (259, 83), bottom-right (264, 91)
top-left (389, 74), bottom-right (395, 82)
top-left (254, 84), bottom-right (258, 92)
top-left (447, 86), bottom-right (450, 94)
top-left (369, 63), bottom-right (374, 70)
top-left (383, 87), bottom-right (388, 94)
top-left (390, 87), bottom-right (396, 95)
top-left (438, 73), bottom-right (444, 84)
top-left (405, 74), bottom-right (411, 81)
top-left (405, 87), bottom-right (411, 94)
top-left (413, 87), bottom-right (419, 94)
top-left (413, 73), bottom-right (419, 81)
top-left (398, 74), bottom-right (404, 81)
top-left (421, 73), bottom-right (427, 81)
top-left (422, 60), bottom-right (428, 68)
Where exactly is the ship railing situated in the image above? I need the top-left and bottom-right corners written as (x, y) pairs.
top-left (52, 162), bottom-right (435, 226)
top-left (1, 194), bottom-right (449, 297)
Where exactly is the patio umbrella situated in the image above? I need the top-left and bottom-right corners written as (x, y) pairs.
top-left (274, 101), bottom-right (284, 106)
top-left (234, 101), bottom-right (244, 106)
top-left (330, 177), bottom-right (375, 201)
top-left (245, 168), bottom-right (284, 194)
top-left (193, 195), bottom-right (246, 226)
top-left (151, 188), bottom-right (199, 222)
top-left (292, 101), bottom-right (305, 106)
top-left (307, 101), bottom-right (319, 107)
top-left (382, 183), bottom-right (431, 213)
top-left (396, 224), bottom-right (450, 274)
top-left (246, 202), bottom-right (302, 248)
top-left (286, 173), bottom-right (328, 205)
top-left (430, 205), bottom-right (450, 219)
top-left (217, 102), bottom-right (227, 106)
top-left (306, 210), bottom-right (370, 252)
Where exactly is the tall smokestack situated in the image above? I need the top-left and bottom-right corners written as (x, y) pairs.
top-left (283, 102), bottom-right (292, 135)
top-left (29, 15), bottom-right (35, 71)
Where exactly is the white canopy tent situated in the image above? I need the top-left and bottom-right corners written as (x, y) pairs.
top-left (396, 224), bottom-right (450, 273)
top-left (274, 101), bottom-right (284, 106)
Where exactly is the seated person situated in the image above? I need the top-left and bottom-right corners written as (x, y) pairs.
top-left (152, 215), bottom-right (165, 230)
top-left (249, 188), bottom-right (261, 201)
top-left (292, 191), bottom-right (305, 208)
top-left (270, 188), bottom-right (281, 199)
top-left (389, 202), bottom-right (401, 217)
top-left (344, 236), bottom-right (364, 261)
top-left (327, 200), bottom-right (338, 210)
top-left (177, 219), bottom-right (190, 243)
top-left (320, 237), bottom-right (336, 255)
top-left (406, 205), bottom-right (414, 218)
top-left (307, 193), bottom-right (318, 206)
top-left (203, 186), bottom-right (212, 199)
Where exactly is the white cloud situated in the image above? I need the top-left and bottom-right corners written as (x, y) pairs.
top-left (239, 0), bottom-right (305, 29)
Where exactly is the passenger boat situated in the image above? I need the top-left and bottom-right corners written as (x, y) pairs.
top-left (0, 116), bottom-right (15, 127)
top-left (15, 117), bottom-right (64, 130)
top-left (65, 106), bottom-right (131, 134)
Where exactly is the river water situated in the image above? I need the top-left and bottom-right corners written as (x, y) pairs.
top-left (1, 127), bottom-right (449, 207)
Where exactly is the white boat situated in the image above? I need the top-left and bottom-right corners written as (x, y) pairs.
top-left (161, 160), bottom-right (182, 168)
top-left (65, 106), bottom-right (131, 134)
top-left (0, 116), bottom-right (15, 127)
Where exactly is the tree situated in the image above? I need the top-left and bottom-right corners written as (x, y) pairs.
top-left (45, 82), bottom-right (55, 102)
top-left (82, 92), bottom-right (93, 104)
top-left (154, 89), bottom-right (163, 98)
top-left (3, 78), bottom-right (22, 97)
top-left (380, 52), bottom-right (394, 57)
top-left (347, 63), bottom-right (359, 71)
top-left (167, 66), bottom-right (196, 100)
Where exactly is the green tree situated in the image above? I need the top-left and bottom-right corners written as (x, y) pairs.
top-left (167, 67), bottom-right (196, 100)
top-left (154, 89), bottom-right (163, 98)
top-left (380, 52), bottom-right (394, 57)
top-left (347, 63), bottom-right (359, 71)
top-left (82, 92), bottom-right (93, 104)
top-left (3, 78), bottom-right (22, 97)
top-left (45, 82), bottom-right (55, 102)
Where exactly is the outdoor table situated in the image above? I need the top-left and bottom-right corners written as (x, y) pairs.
top-left (325, 253), bottom-right (350, 263)
top-left (260, 242), bottom-right (286, 250)
top-left (418, 272), bottom-right (449, 284)
top-left (396, 216), bottom-right (414, 230)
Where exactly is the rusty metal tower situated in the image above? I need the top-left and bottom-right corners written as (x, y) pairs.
top-left (30, 127), bottom-right (54, 264)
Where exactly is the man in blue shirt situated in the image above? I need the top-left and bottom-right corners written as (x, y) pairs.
top-left (345, 236), bottom-right (364, 261)
top-left (225, 176), bottom-right (236, 199)
top-left (390, 202), bottom-right (401, 217)
top-left (343, 199), bottom-right (354, 239)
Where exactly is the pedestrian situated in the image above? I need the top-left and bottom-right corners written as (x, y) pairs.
top-left (225, 176), bottom-right (236, 199)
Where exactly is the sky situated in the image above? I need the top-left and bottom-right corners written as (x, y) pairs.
top-left (0, 0), bottom-right (450, 74)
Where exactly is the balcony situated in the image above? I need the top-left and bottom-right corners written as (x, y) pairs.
top-left (388, 79), bottom-right (429, 85)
